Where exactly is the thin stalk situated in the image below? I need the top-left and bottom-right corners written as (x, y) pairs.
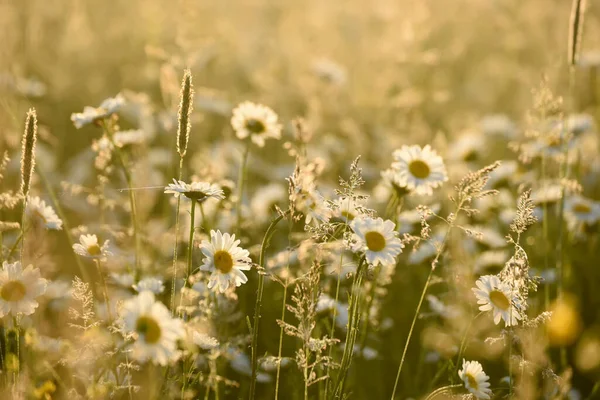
top-left (37, 166), bottom-right (90, 282)
top-left (249, 211), bottom-right (289, 400)
top-left (170, 157), bottom-right (184, 316)
top-left (274, 223), bottom-right (293, 399)
top-left (103, 121), bottom-right (141, 273)
top-left (95, 259), bottom-right (113, 324)
top-left (324, 199), bottom-right (352, 397)
top-left (332, 256), bottom-right (367, 398)
top-left (390, 266), bottom-right (435, 399)
top-left (423, 384), bottom-right (462, 400)
top-left (235, 144), bottom-right (250, 233)
top-left (390, 197), bottom-right (463, 399)
top-left (186, 200), bottom-right (197, 280)
top-left (359, 267), bottom-right (380, 353)
top-left (113, 146), bottom-right (141, 273)
top-left (452, 312), bottom-right (483, 381)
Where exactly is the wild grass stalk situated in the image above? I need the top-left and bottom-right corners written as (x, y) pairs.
top-left (171, 69), bottom-right (194, 314)
top-left (236, 144), bottom-right (251, 233)
top-left (249, 210), bottom-right (289, 400)
top-left (332, 256), bottom-right (366, 398)
top-left (19, 108), bottom-right (37, 263)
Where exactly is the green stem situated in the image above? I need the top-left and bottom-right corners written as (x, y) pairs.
top-left (103, 121), bottom-right (141, 273)
top-left (170, 157), bottom-right (184, 316)
top-left (236, 144), bottom-right (250, 234)
top-left (390, 266), bottom-right (435, 399)
top-left (95, 259), bottom-right (113, 324)
top-left (333, 256), bottom-right (367, 398)
top-left (249, 210), bottom-right (289, 400)
top-left (186, 200), bottom-right (197, 281)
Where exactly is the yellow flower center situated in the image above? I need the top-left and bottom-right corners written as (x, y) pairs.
top-left (365, 231), bottom-right (386, 252)
top-left (214, 250), bottom-right (234, 273)
top-left (340, 210), bottom-right (355, 221)
top-left (1, 280), bottom-right (27, 302)
top-left (408, 160), bottom-right (431, 179)
top-left (245, 118), bottom-right (266, 134)
top-left (135, 316), bottom-right (162, 344)
top-left (489, 289), bottom-right (510, 311)
top-left (87, 244), bottom-right (102, 256)
top-left (573, 202), bottom-right (591, 214)
top-left (465, 373), bottom-right (479, 390)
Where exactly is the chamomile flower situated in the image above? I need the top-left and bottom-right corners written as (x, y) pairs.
top-left (391, 145), bottom-right (448, 196)
top-left (458, 359), bottom-right (492, 399)
top-left (333, 197), bottom-right (364, 222)
top-left (73, 234), bottom-right (112, 259)
top-left (132, 277), bottom-right (165, 294)
top-left (0, 261), bottom-right (47, 317)
top-left (231, 101), bottom-right (282, 147)
top-left (350, 217), bottom-right (404, 266)
top-left (472, 275), bottom-right (522, 326)
top-left (113, 129), bottom-right (146, 147)
top-left (164, 179), bottom-right (225, 202)
top-left (121, 291), bottom-right (184, 365)
top-left (199, 230), bottom-right (252, 293)
top-left (565, 195), bottom-right (600, 226)
top-left (26, 196), bottom-right (63, 230)
top-left (70, 93), bottom-right (125, 128)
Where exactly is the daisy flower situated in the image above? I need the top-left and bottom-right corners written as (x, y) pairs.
top-left (199, 230), bottom-right (252, 293)
top-left (70, 93), bottom-right (125, 128)
top-left (565, 195), bottom-right (600, 226)
top-left (472, 275), bottom-right (522, 326)
top-left (113, 129), bottom-right (146, 147)
top-left (458, 359), bottom-right (492, 399)
top-left (0, 261), bottom-right (47, 317)
top-left (333, 197), bottom-right (364, 222)
top-left (164, 179), bottom-right (225, 202)
top-left (132, 277), bottom-right (165, 294)
top-left (350, 217), bottom-right (404, 267)
top-left (391, 145), bottom-right (448, 196)
top-left (73, 234), bottom-right (112, 259)
top-left (231, 101), bottom-right (282, 147)
top-left (26, 196), bottom-right (63, 230)
top-left (121, 291), bottom-right (184, 365)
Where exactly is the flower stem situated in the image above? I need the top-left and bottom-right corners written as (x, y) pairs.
top-left (274, 223), bottom-right (293, 400)
top-left (170, 157), bottom-right (184, 316)
top-left (390, 266), bottom-right (435, 399)
top-left (236, 144), bottom-right (250, 234)
top-left (333, 256), bottom-right (367, 398)
top-left (95, 259), bottom-right (113, 324)
top-left (187, 200), bottom-right (197, 281)
top-left (249, 210), bottom-right (289, 400)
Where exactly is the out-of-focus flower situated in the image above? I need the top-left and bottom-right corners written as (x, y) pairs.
top-left (70, 94), bottom-right (125, 128)
top-left (120, 291), bottom-right (184, 365)
top-left (231, 102), bottom-right (282, 147)
top-left (26, 196), bottom-right (63, 230)
top-left (0, 261), bottom-right (47, 317)
top-left (458, 359), bottom-right (492, 399)
top-left (73, 234), bottom-right (112, 259)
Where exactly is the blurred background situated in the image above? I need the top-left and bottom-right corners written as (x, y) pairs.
top-left (2, 0), bottom-right (600, 398)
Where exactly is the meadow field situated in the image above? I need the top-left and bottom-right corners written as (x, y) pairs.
top-left (1, 0), bottom-right (600, 398)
